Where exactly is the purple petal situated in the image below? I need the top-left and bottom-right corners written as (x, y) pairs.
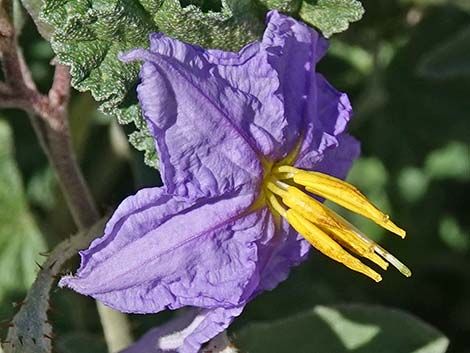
top-left (120, 307), bottom-right (243, 353)
top-left (258, 10), bottom-right (329, 159)
top-left (295, 74), bottom-right (356, 172)
top-left (309, 133), bottom-right (360, 180)
top-left (206, 10), bottom-right (329, 160)
top-left (120, 50), bottom-right (263, 199)
top-left (120, 10), bottom-right (332, 196)
top-left (60, 187), bottom-right (275, 314)
top-left (254, 218), bottom-right (310, 294)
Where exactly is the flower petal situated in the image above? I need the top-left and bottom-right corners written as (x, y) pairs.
top-left (295, 74), bottom-right (356, 171)
top-left (121, 10), bottom-right (330, 187)
top-left (120, 50), bottom-right (263, 199)
top-left (120, 306), bottom-right (243, 353)
top-left (254, 217), bottom-right (310, 294)
top-left (308, 133), bottom-right (361, 181)
top-left (206, 10), bottom-right (329, 160)
top-left (60, 187), bottom-right (274, 314)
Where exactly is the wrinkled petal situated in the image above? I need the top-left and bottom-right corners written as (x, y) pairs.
top-left (308, 133), bottom-right (360, 181)
top-left (295, 73), bottom-right (356, 170)
top-left (60, 187), bottom-right (275, 314)
top-left (120, 50), bottom-right (263, 199)
top-left (204, 11), bottom-right (328, 160)
top-left (255, 217), bottom-right (310, 294)
top-left (120, 11), bottom-right (330, 198)
top-left (120, 306), bottom-right (243, 353)
top-left (255, 10), bottom-right (328, 159)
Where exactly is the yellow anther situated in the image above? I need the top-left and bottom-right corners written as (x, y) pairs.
top-left (275, 166), bottom-right (406, 238)
top-left (280, 185), bottom-right (389, 270)
top-left (261, 166), bottom-right (411, 281)
top-left (373, 244), bottom-right (412, 277)
top-left (286, 209), bottom-right (382, 282)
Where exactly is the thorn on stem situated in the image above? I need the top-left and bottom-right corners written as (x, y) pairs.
top-left (48, 260), bottom-right (58, 270)
top-left (12, 300), bottom-right (25, 308)
top-left (0, 321), bottom-right (13, 328)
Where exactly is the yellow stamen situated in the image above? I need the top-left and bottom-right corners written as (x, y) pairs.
top-left (279, 184), bottom-right (389, 270)
top-left (266, 179), bottom-right (288, 198)
top-left (331, 210), bottom-right (411, 277)
top-left (260, 162), bottom-right (410, 282)
top-left (266, 190), bottom-right (287, 218)
top-left (286, 209), bottom-right (382, 282)
top-left (277, 139), bottom-right (303, 166)
top-left (373, 244), bottom-right (412, 277)
top-left (273, 166), bottom-right (406, 238)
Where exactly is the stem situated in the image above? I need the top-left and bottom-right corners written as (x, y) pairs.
top-left (0, 5), bottom-right (133, 352)
top-left (97, 302), bottom-right (134, 353)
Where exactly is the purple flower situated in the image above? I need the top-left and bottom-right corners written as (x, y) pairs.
top-left (60, 11), bottom-right (410, 353)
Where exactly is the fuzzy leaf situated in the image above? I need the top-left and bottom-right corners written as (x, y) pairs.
top-left (299, 0), bottom-right (364, 37)
top-left (40, 0), bottom-right (264, 167)
top-left (154, 0), bottom-right (263, 51)
top-left (0, 120), bottom-right (46, 303)
top-left (257, 0), bottom-right (302, 13)
top-left (235, 305), bottom-right (449, 353)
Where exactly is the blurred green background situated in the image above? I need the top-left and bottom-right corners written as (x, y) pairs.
top-left (0, 0), bottom-right (468, 352)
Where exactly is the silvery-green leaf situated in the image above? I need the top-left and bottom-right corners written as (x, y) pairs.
top-left (299, 0), bottom-right (364, 37)
top-left (0, 119), bottom-right (46, 303)
top-left (236, 305), bottom-right (449, 353)
top-left (40, 0), bottom-right (264, 168)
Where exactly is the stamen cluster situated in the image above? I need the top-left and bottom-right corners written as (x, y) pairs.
top-left (263, 165), bottom-right (411, 282)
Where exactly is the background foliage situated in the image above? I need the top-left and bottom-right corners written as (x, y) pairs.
top-left (0, 0), bottom-right (468, 352)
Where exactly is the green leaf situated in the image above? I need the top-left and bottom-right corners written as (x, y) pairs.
top-left (0, 119), bottom-right (46, 303)
top-left (154, 0), bottom-right (263, 51)
top-left (439, 215), bottom-right (469, 253)
top-left (235, 305), bottom-right (449, 353)
top-left (425, 141), bottom-right (470, 181)
top-left (299, 0), bottom-right (364, 37)
top-left (19, 0), bottom-right (54, 39)
top-left (417, 25), bottom-right (470, 79)
top-left (257, 0), bottom-right (302, 13)
top-left (40, 0), bottom-right (157, 164)
top-left (40, 0), bottom-right (264, 168)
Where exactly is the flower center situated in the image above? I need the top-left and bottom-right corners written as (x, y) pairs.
top-left (262, 164), bottom-right (411, 282)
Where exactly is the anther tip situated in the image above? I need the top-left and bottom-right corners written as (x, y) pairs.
top-left (401, 267), bottom-right (412, 278)
top-left (391, 227), bottom-right (406, 238)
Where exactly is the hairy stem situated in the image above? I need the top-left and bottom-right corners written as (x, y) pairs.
top-left (4, 218), bottom-right (108, 353)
